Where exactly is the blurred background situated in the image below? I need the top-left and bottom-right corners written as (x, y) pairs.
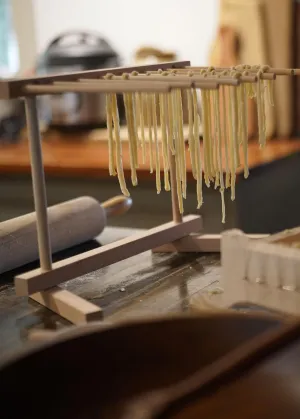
top-left (0, 0), bottom-right (300, 234)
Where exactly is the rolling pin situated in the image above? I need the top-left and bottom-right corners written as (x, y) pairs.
top-left (0, 195), bottom-right (132, 274)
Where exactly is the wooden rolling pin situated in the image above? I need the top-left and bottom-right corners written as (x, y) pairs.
top-left (0, 195), bottom-right (132, 274)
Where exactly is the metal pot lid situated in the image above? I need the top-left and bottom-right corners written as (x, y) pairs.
top-left (37, 31), bottom-right (118, 68)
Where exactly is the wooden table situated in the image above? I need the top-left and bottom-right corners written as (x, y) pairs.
top-left (1, 132), bottom-right (300, 233)
top-left (0, 225), bottom-right (220, 358)
top-left (0, 131), bottom-right (300, 179)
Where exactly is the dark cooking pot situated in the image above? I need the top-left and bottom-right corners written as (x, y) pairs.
top-left (0, 313), bottom-right (292, 419)
top-left (36, 31), bottom-right (124, 131)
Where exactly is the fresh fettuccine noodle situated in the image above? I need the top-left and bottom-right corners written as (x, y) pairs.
top-left (103, 64), bottom-right (278, 222)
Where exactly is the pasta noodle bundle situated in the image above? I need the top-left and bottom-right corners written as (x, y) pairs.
top-left (103, 64), bottom-right (277, 223)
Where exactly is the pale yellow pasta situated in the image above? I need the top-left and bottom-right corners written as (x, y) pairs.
top-left (167, 92), bottom-right (176, 154)
top-left (187, 88), bottom-right (197, 179)
top-left (136, 92), bottom-right (146, 163)
top-left (256, 71), bottom-right (266, 147)
top-left (206, 90), bottom-right (215, 179)
top-left (111, 94), bottom-right (129, 196)
top-left (192, 88), bottom-right (203, 208)
top-left (267, 79), bottom-right (275, 106)
top-left (220, 188), bottom-right (226, 224)
top-left (221, 86), bottom-right (230, 189)
top-left (241, 83), bottom-right (249, 178)
top-left (123, 92), bottom-right (137, 186)
top-left (159, 93), bottom-right (170, 191)
top-left (105, 93), bottom-right (116, 176)
top-left (214, 90), bottom-right (226, 222)
top-left (146, 92), bottom-right (154, 173)
top-left (151, 93), bottom-right (161, 194)
top-left (102, 63), bottom-right (279, 222)
top-left (229, 86), bottom-right (239, 172)
top-left (237, 84), bottom-right (244, 145)
top-left (227, 86), bottom-right (236, 200)
top-left (201, 90), bottom-right (211, 187)
top-left (213, 91), bottom-right (220, 189)
top-left (176, 89), bottom-right (186, 199)
top-left (129, 93), bottom-right (139, 169)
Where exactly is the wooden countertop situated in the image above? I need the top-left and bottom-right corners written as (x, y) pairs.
top-left (0, 130), bottom-right (300, 179)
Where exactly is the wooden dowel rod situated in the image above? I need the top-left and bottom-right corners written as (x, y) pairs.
top-left (169, 150), bottom-right (182, 223)
top-left (124, 74), bottom-right (239, 86)
top-left (24, 97), bottom-right (52, 271)
top-left (268, 68), bottom-right (294, 75)
top-left (193, 82), bottom-right (219, 89)
top-left (54, 80), bottom-right (175, 89)
top-left (79, 77), bottom-right (220, 90)
top-left (171, 69), bottom-right (275, 80)
top-left (184, 66), bottom-right (279, 78)
top-left (24, 82), bottom-right (171, 95)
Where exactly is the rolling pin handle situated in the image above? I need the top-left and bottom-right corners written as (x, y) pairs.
top-left (102, 195), bottom-right (132, 217)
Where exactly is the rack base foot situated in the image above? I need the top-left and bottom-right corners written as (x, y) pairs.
top-left (30, 286), bottom-right (103, 324)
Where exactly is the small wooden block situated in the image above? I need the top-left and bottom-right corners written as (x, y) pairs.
top-left (15, 215), bottom-right (202, 296)
top-left (30, 286), bottom-right (103, 324)
top-left (153, 233), bottom-right (268, 253)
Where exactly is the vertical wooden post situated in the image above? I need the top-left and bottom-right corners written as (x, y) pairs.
top-left (25, 97), bottom-right (52, 271)
top-left (169, 150), bottom-right (182, 223)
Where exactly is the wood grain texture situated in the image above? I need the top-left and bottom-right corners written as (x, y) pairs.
top-left (15, 214), bottom-right (203, 296)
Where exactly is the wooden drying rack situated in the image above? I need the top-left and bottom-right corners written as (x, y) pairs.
top-left (2, 60), bottom-right (297, 324)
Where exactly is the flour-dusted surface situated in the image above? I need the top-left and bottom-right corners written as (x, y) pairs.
top-left (0, 226), bottom-right (220, 357)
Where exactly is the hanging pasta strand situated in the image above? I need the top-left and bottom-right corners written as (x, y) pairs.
top-left (105, 93), bottom-right (116, 176)
top-left (267, 79), bottom-right (275, 106)
top-left (237, 84), bottom-right (244, 145)
top-left (111, 94), bottom-right (129, 196)
top-left (213, 90), bottom-right (220, 188)
top-left (146, 92), bottom-right (154, 173)
top-left (241, 81), bottom-right (249, 178)
top-left (123, 91), bottom-right (137, 186)
top-left (230, 84), bottom-right (240, 169)
top-left (159, 92), bottom-right (170, 191)
top-left (170, 88), bottom-right (184, 212)
top-left (136, 92), bottom-right (146, 163)
top-left (176, 88), bottom-right (187, 199)
top-left (206, 89), bottom-right (215, 180)
top-left (192, 87), bottom-right (203, 208)
top-left (214, 89), bottom-right (226, 223)
top-left (201, 90), bottom-right (211, 187)
top-left (221, 85), bottom-right (230, 189)
top-left (151, 93), bottom-right (161, 194)
top-left (256, 70), bottom-right (266, 147)
top-left (129, 92), bottom-right (139, 169)
top-left (167, 91), bottom-right (176, 154)
top-left (187, 88), bottom-right (197, 179)
top-left (227, 86), bottom-right (236, 200)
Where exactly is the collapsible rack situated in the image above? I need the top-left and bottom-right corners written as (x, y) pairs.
top-left (3, 60), bottom-right (297, 323)
top-left (0, 60), bottom-right (211, 324)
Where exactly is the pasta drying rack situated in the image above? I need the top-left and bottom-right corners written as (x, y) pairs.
top-left (1, 60), bottom-right (298, 324)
